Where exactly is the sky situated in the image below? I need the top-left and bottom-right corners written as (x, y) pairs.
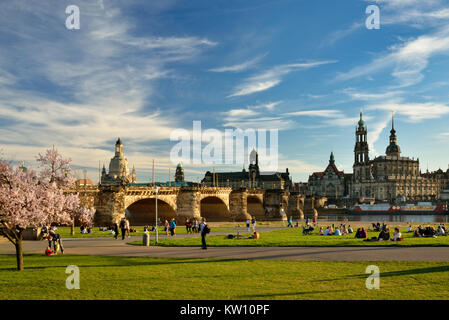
top-left (2, 0), bottom-right (449, 183)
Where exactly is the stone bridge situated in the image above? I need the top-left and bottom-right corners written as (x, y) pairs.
top-left (71, 185), bottom-right (309, 225)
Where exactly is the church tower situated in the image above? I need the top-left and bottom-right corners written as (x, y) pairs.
top-left (353, 111), bottom-right (371, 185)
top-left (248, 149), bottom-right (260, 187)
top-left (385, 112), bottom-right (401, 158)
top-left (175, 163), bottom-right (184, 182)
top-left (354, 111), bottom-right (369, 165)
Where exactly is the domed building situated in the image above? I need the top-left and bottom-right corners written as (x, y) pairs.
top-left (101, 138), bottom-right (137, 185)
top-left (349, 112), bottom-right (440, 202)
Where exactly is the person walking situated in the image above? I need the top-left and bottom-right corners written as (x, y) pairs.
top-left (200, 218), bottom-right (209, 250)
top-left (125, 218), bottom-right (130, 238)
top-left (164, 220), bottom-right (169, 235)
top-left (113, 222), bottom-right (119, 239)
top-left (169, 218), bottom-right (176, 236)
top-left (119, 217), bottom-right (126, 240)
top-left (185, 219), bottom-right (192, 234)
top-left (251, 216), bottom-right (256, 232)
top-left (246, 218), bottom-right (251, 232)
top-left (287, 216), bottom-right (293, 228)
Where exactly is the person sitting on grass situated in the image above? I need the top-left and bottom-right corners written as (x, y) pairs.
top-left (334, 227), bottom-right (342, 236)
top-left (355, 227), bottom-right (367, 239)
top-left (323, 226), bottom-right (332, 236)
top-left (378, 228), bottom-right (390, 241)
top-left (348, 225), bottom-right (353, 233)
top-left (407, 224), bottom-right (413, 233)
top-left (391, 228), bottom-right (403, 241)
top-left (319, 227), bottom-right (324, 235)
top-left (423, 226), bottom-right (436, 237)
top-left (249, 232), bottom-right (259, 239)
top-left (303, 225), bottom-right (314, 235)
top-left (437, 224), bottom-right (446, 236)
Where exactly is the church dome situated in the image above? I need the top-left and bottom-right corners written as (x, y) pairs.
top-left (358, 118), bottom-right (364, 127)
top-left (386, 143), bottom-right (401, 155)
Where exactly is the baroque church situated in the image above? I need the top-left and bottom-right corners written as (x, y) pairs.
top-left (349, 111), bottom-right (440, 201)
top-left (100, 138), bottom-right (137, 185)
top-left (307, 112), bottom-right (445, 202)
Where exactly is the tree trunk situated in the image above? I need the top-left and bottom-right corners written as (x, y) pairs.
top-left (71, 219), bottom-right (75, 235)
top-left (15, 232), bottom-right (24, 271)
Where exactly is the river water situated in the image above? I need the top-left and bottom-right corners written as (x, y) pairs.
top-left (316, 214), bottom-right (449, 223)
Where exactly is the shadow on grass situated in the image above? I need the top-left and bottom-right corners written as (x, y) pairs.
top-left (0, 254), bottom-right (244, 271)
top-left (239, 289), bottom-right (349, 298)
top-left (313, 265), bottom-right (449, 283)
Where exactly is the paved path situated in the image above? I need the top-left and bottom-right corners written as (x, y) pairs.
top-left (1, 228), bottom-right (449, 261)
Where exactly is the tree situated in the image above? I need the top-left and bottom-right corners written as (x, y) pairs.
top-left (0, 162), bottom-right (49, 270)
top-left (0, 148), bottom-right (95, 271)
top-left (36, 146), bottom-right (94, 234)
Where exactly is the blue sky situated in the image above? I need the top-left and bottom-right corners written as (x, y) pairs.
top-left (2, 0), bottom-right (449, 183)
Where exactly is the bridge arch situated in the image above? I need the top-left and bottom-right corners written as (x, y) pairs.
top-left (247, 195), bottom-right (264, 218)
top-left (200, 196), bottom-right (232, 222)
top-left (125, 197), bottom-right (177, 225)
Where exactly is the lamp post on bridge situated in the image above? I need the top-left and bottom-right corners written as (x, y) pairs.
top-left (154, 185), bottom-right (159, 244)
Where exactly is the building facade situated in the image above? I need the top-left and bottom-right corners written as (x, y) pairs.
top-left (202, 149), bottom-right (292, 190)
top-left (349, 112), bottom-right (440, 202)
top-left (307, 152), bottom-right (345, 199)
top-left (101, 138), bottom-right (137, 185)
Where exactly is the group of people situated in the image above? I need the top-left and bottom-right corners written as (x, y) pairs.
top-left (358, 223), bottom-right (403, 242)
top-left (163, 218), bottom-right (177, 236)
top-left (107, 217), bottom-right (131, 240)
top-left (246, 216), bottom-right (257, 232)
top-left (184, 218), bottom-right (202, 234)
top-left (411, 224), bottom-right (447, 237)
top-left (319, 224), bottom-right (353, 236)
top-left (41, 225), bottom-right (64, 255)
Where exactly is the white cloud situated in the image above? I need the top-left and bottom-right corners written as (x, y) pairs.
top-left (342, 88), bottom-right (404, 101)
top-left (0, 0), bottom-right (216, 178)
top-left (366, 101), bottom-right (449, 122)
top-left (248, 101), bottom-right (282, 111)
top-left (336, 26), bottom-right (449, 87)
top-left (285, 109), bottom-right (343, 118)
top-left (228, 60), bottom-right (337, 97)
top-left (226, 109), bottom-right (260, 118)
top-left (209, 55), bottom-right (264, 72)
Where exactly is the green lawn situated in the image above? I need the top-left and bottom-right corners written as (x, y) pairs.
top-left (56, 226), bottom-right (231, 238)
top-left (0, 254), bottom-right (448, 300)
top-left (129, 227), bottom-right (449, 247)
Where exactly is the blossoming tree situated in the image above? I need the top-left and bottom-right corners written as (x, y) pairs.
top-left (0, 148), bottom-right (94, 271)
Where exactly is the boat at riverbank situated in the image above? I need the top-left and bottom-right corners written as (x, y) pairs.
top-left (350, 202), bottom-right (447, 215)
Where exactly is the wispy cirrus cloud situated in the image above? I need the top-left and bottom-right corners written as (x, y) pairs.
top-left (228, 60), bottom-right (337, 97)
top-left (366, 101), bottom-right (449, 122)
top-left (208, 55), bottom-right (265, 72)
top-left (0, 0), bottom-right (216, 181)
top-left (335, 25), bottom-right (449, 88)
top-left (285, 109), bottom-right (343, 118)
top-left (341, 88), bottom-right (404, 101)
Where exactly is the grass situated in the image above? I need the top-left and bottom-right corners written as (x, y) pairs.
top-left (0, 254), bottom-right (448, 300)
top-left (128, 227), bottom-right (449, 247)
top-left (56, 226), bottom-right (231, 238)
